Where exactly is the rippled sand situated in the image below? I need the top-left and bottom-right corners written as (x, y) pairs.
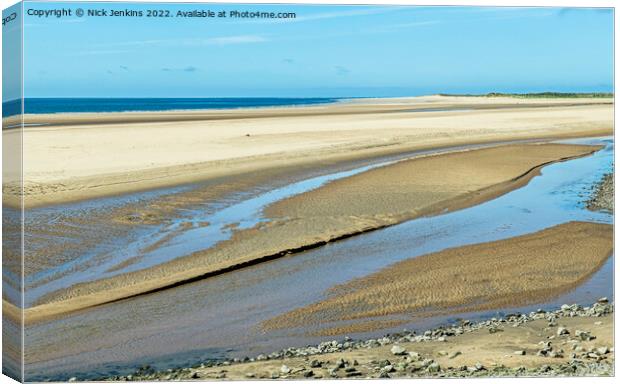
top-left (14, 142), bottom-right (600, 324)
top-left (262, 221), bottom-right (612, 334)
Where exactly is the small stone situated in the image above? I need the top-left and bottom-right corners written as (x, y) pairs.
top-left (597, 297), bottom-right (609, 303)
top-left (594, 321), bottom-right (603, 326)
top-left (427, 362), bottom-right (441, 373)
top-left (303, 370), bottom-right (314, 378)
top-left (382, 365), bottom-right (395, 373)
top-left (514, 350), bottom-right (526, 355)
top-left (391, 345), bottom-right (407, 355)
top-left (437, 350), bottom-right (448, 357)
top-left (191, 372), bottom-right (201, 379)
top-left (68, 378), bottom-right (77, 382)
top-left (245, 373), bottom-right (255, 378)
top-left (408, 351), bottom-right (420, 360)
top-left (557, 327), bottom-right (569, 336)
top-left (280, 365), bottom-right (291, 374)
top-left (575, 330), bottom-right (595, 341)
top-left (448, 351), bottom-right (462, 359)
top-left (596, 346), bottom-right (609, 355)
top-left (310, 360), bottom-right (321, 368)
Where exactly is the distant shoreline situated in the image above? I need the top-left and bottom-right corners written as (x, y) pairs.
top-left (1, 93), bottom-right (613, 118)
top-left (1, 95), bottom-right (612, 209)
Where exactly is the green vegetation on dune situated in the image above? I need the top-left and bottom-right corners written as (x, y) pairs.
top-left (439, 92), bottom-right (613, 98)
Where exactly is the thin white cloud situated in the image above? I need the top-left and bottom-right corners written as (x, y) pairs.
top-left (67, 49), bottom-right (130, 56)
top-left (97, 35), bottom-right (268, 48)
top-left (205, 35), bottom-right (267, 45)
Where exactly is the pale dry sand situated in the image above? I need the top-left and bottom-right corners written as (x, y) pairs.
top-left (2, 96), bottom-right (612, 208)
top-left (12, 143), bottom-right (600, 324)
top-left (262, 222), bottom-right (613, 334)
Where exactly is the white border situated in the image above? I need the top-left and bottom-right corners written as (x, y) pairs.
top-left (0, 1), bottom-right (616, 384)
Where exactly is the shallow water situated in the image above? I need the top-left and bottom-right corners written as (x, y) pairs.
top-left (24, 140), bottom-right (538, 306)
top-left (24, 137), bottom-right (613, 381)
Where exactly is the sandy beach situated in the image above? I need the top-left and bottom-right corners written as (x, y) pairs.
top-left (15, 141), bottom-right (601, 324)
top-left (262, 221), bottom-right (613, 335)
top-left (2, 96), bottom-right (612, 208)
top-left (2, 96), bottom-right (613, 381)
top-left (125, 302), bottom-right (613, 380)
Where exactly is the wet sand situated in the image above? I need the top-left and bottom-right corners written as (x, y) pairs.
top-left (262, 221), bottom-right (613, 334)
top-left (14, 143), bottom-right (600, 324)
top-left (2, 96), bottom-right (612, 208)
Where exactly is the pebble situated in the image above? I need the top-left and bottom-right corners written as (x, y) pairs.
top-left (514, 350), bottom-right (526, 355)
top-left (596, 346), bottom-right (609, 355)
top-left (280, 365), bottom-right (291, 374)
top-left (113, 299), bottom-right (613, 381)
top-left (391, 345), bottom-right (407, 355)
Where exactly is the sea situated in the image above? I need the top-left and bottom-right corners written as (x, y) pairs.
top-left (1, 97), bottom-right (341, 118)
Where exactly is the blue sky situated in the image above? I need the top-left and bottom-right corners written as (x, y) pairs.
top-left (18, 2), bottom-right (614, 98)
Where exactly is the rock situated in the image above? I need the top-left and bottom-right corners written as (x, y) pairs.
top-left (448, 351), bottom-right (462, 359)
top-left (427, 362), bottom-right (441, 373)
top-left (303, 370), bottom-right (314, 378)
top-left (594, 321), bottom-right (603, 326)
top-left (437, 336), bottom-right (446, 342)
top-left (474, 362), bottom-right (485, 371)
top-left (575, 330), bottom-right (595, 341)
top-left (68, 378), bottom-right (77, 382)
top-left (597, 297), bottom-right (609, 303)
top-left (437, 350), bottom-right (448, 357)
top-left (280, 365), bottom-right (291, 374)
top-left (557, 327), bottom-right (569, 336)
top-left (190, 372), bottom-right (201, 379)
top-left (408, 351), bottom-right (420, 360)
top-left (310, 360), bottom-right (321, 368)
top-left (245, 373), bottom-right (255, 378)
top-left (382, 365), bottom-right (395, 373)
top-left (378, 360), bottom-right (392, 368)
top-left (514, 350), bottom-right (526, 355)
top-left (596, 346), bottom-right (609, 355)
top-left (391, 345), bottom-right (407, 355)
top-left (271, 372), bottom-right (280, 379)
top-left (420, 359), bottom-right (435, 368)
top-left (335, 359), bottom-right (346, 369)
